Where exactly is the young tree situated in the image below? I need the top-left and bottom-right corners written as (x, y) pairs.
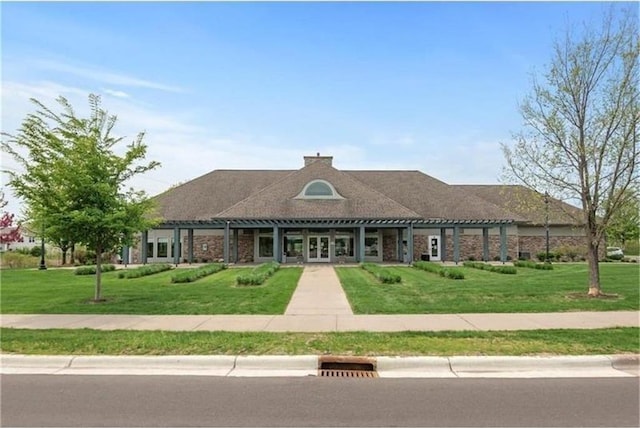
top-left (605, 189), bottom-right (640, 249)
top-left (502, 7), bottom-right (639, 296)
top-left (2, 94), bottom-right (160, 301)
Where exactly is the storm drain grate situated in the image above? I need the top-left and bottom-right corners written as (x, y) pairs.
top-left (318, 356), bottom-right (378, 378)
top-left (319, 369), bottom-right (378, 378)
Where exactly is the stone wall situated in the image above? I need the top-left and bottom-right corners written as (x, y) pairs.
top-left (518, 235), bottom-right (604, 260)
top-left (181, 235), bottom-right (223, 262)
top-left (412, 235), bottom-right (429, 261)
top-left (237, 233), bottom-right (254, 263)
top-left (382, 234), bottom-right (397, 262)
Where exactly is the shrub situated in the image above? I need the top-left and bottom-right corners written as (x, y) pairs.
top-left (463, 261), bottom-right (517, 275)
top-left (514, 260), bottom-right (554, 270)
top-left (236, 261), bottom-right (280, 286)
top-left (74, 264), bottom-right (116, 275)
top-left (29, 246), bottom-right (42, 257)
top-left (171, 263), bottom-right (227, 283)
top-left (0, 252), bottom-right (39, 269)
top-left (361, 263), bottom-right (402, 284)
top-left (118, 263), bottom-right (173, 279)
top-left (413, 261), bottom-right (465, 280)
top-left (608, 253), bottom-right (624, 261)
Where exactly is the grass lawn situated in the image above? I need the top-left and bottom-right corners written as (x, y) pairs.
top-left (1, 327), bottom-right (636, 356)
top-left (336, 263), bottom-right (639, 314)
top-left (0, 267), bottom-right (302, 314)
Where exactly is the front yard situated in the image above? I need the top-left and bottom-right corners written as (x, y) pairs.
top-left (336, 263), bottom-right (639, 314)
top-left (0, 266), bottom-right (302, 315)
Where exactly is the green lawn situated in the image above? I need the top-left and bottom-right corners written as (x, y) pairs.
top-left (336, 263), bottom-right (639, 314)
top-left (0, 266), bottom-right (303, 314)
top-left (1, 327), bottom-right (636, 356)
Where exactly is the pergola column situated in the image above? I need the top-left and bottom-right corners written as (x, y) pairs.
top-left (453, 226), bottom-right (460, 265)
top-left (500, 225), bottom-right (507, 263)
top-left (187, 229), bottom-right (194, 264)
top-left (482, 228), bottom-right (489, 262)
top-left (223, 222), bottom-right (230, 264)
top-left (173, 226), bottom-right (180, 265)
top-left (358, 226), bottom-right (365, 262)
top-left (407, 223), bottom-right (414, 263)
top-left (273, 226), bottom-right (280, 263)
top-left (141, 230), bottom-right (148, 264)
top-left (440, 228), bottom-right (447, 262)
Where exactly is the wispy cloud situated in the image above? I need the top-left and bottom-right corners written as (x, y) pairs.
top-left (103, 88), bottom-right (130, 99)
top-left (33, 59), bottom-right (185, 93)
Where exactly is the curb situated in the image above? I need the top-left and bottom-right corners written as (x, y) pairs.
top-left (1, 354), bottom-right (638, 378)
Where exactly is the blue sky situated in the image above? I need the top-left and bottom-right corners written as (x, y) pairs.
top-left (1, 1), bottom-right (632, 216)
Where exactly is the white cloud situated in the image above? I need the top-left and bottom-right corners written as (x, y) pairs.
top-left (103, 88), bottom-right (130, 99)
top-left (33, 58), bottom-right (185, 93)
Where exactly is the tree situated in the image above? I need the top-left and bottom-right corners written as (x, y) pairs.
top-left (605, 189), bottom-right (640, 248)
top-left (502, 7), bottom-right (639, 296)
top-left (0, 212), bottom-right (22, 249)
top-left (2, 94), bottom-right (160, 301)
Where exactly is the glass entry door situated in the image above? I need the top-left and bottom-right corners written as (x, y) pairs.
top-left (308, 236), bottom-right (330, 262)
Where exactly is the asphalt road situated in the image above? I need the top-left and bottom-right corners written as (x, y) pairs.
top-left (2, 375), bottom-right (638, 427)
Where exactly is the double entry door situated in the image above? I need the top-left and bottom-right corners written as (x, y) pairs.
top-left (308, 236), bottom-right (330, 262)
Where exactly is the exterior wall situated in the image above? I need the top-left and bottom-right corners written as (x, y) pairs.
top-left (187, 235), bottom-right (224, 262)
top-left (444, 235), bottom-right (518, 261)
top-left (237, 231), bottom-right (254, 263)
top-left (382, 232), bottom-right (397, 262)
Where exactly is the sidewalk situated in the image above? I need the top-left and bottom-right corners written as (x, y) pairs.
top-left (285, 265), bottom-right (353, 315)
top-left (2, 311), bottom-right (638, 332)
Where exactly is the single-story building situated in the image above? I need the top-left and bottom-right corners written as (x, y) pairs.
top-left (128, 154), bottom-right (589, 265)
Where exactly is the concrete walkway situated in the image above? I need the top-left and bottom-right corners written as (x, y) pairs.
top-left (1, 311), bottom-right (638, 333)
top-left (284, 265), bottom-right (353, 315)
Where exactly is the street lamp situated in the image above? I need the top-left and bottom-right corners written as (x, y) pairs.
top-left (38, 220), bottom-right (47, 270)
top-left (544, 191), bottom-right (550, 262)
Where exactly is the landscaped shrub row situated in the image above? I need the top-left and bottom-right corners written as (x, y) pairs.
top-left (236, 261), bottom-right (280, 286)
top-left (463, 261), bottom-right (517, 275)
top-left (118, 263), bottom-right (173, 279)
top-left (74, 264), bottom-right (116, 275)
top-left (170, 263), bottom-right (227, 283)
top-left (413, 261), bottom-right (465, 280)
top-left (513, 260), bottom-right (553, 270)
top-left (361, 263), bottom-right (402, 284)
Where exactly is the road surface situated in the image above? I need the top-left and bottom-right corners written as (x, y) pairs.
top-left (2, 375), bottom-right (638, 427)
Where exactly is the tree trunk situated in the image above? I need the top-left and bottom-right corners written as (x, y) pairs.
top-left (94, 245), bottom-right (102, 301)
top-left (586, 238), bottom-right (601, 297)
top-left (70, 243), bottom-right (75, 265)
top-left (61, 246), bottom-right (68, 265)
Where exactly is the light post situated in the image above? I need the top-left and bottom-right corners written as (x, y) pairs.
top-left (38, 220), bottom-right (47, 270)
top-left (544, 191), bottom-right (550, 262)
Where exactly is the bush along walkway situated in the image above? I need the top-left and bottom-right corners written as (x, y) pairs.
top-left (361, 263), bottom-right (402, 283)
top-left (463, 261), bottom-right (517, 274)
top-left (413, 261), bottom-right (465, 279)
top-left (236, 262), bottom-right (280, 286)
top-left (171, 263), bottom-right (227, 283)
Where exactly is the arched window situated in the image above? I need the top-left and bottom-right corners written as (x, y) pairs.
top-left (296, 179), bottom-right (343, 199)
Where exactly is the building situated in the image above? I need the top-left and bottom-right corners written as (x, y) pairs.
top-left (128, 155), bottom-right (588, 265)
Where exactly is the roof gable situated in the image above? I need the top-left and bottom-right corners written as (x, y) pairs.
top-left (215, 161), bottom-right (422, 220)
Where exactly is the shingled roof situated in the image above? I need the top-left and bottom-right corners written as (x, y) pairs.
top-left (453, 185), bottom-right (584, 226)
top-left (152, 157), bottom-right (579, 224)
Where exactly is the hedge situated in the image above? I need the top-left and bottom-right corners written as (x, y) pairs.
top-left (513, 260), bottom-right (553, 270)
top-left (462, 261), bottom-right (517, 275)
top-left (413, 261), bottom-right (465, 280)
top-left (118, 263), bottom-right (173, 279)
top-left (361, 263), bottom-right (402, 284)
top-left (74, 264), bottom-right (116, 275)
top-left (236, 261), bottom-right (280, 286)
top-left (170, 263), bottom-right (227, 283)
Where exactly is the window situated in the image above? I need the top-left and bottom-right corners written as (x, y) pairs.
top-left (28, 236), bottom-right (36, 243)
top-left (296, 179), bottom-right (343, 199)
top-left (365, 235), bottom-right (379, 257)
top-left (157, 238), bottom-right (168, 258)
top-left (258, 236), bottom-right (273, 257)
top-left (285, 236), bottom-right (303, 257)
top-left (146, 241), bottom-right (154, 258)
top-left (335, 236), bottom-right (354, 257)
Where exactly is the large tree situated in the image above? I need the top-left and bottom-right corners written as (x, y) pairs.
top-left (605, 189), bottom-right (639, 249)
top-left (2, 94), bottom-right (160, 301)
top-left (502, 7), bottom-right (639, 296)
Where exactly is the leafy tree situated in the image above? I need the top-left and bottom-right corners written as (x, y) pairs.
top-left (606, 189), bottom-right (640, 248)
top-left (2, 94), bottom-right (160, 301)
top-left (502, 7), bottom-right (639, 296)
top-left (0, 212), bottom-right (22, 249)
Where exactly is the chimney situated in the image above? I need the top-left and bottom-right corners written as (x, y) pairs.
top-left (304, 153), bottom-right (333, 167)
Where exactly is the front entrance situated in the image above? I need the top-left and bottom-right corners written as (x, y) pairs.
top-left (308, 236), bottom-right (330, 262)
top-left (428, 235), bottom-right (441, 261)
